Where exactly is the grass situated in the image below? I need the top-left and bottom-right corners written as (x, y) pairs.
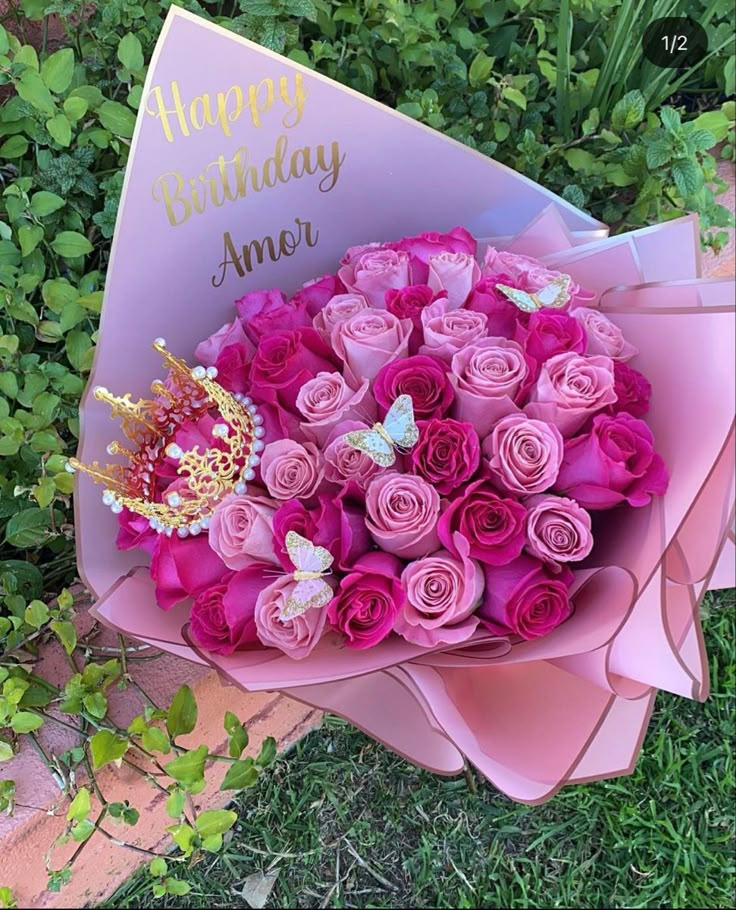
top-left (107, 591), bottom-right (735, 909)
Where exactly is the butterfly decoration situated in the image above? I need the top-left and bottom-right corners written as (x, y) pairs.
top-left (343, 394), bottom-right (419, 467)
top-left (495, 273), bottom-right (572, 313)
top-left (281, 530), bottom-right (335, 620)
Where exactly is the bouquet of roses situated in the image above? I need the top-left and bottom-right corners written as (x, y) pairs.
top-left (75, 227), bottom-right (669, 666)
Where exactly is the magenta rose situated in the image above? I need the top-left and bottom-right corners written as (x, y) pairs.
top-left (526, 351), bottom-right (617, 436)
top-left (386, 284), bottom-right (436, 328)
top-left (328, 551), bottom-right (405, 650)
top-left (195, 318), bottom-right (254, 367)
top-left (466, 275), bottom-right (524, 338)
top-left (290, 273), bottom-right (347, 318)
top-left (483, 413), bottom-right (564, 495)
top-left (408, 417), bottom-right (480, 495)
top-left (555, 412), bottom-right (669, 509)
top-left (516, 310), bottom-right (585, 367)
top-left (609, 361), bottom-right (652, 418)
top-left (212, 342), bottom-right (251, 394)
top-left (116, 509), bottom-right (157, 556)
top-left (249, 328), bottom-right (338, 413)
top-left (525, 494), bottom-right (593, 564)
top-left (272, 493), bottom-right (371, 572)
top-left (255, 576), bottom-right (330, 658)
top-left (571, 307), bottom-right (638, 362)
top-left (209, 491), bottom-right (279, 569)
top-left (389, 226), bottom-right (477, 282)
top-left (260, 438), bottom-right (324, 501)
top-left (395, 535), bottom-right (483, 647)
top-left (478, 555), bottom-right (574, 640)
top-left (483, 248), bottom-right (594, 306)
top-left (332, 309), bottom-right (412, 383)
top-left (419, 299), bottom-right (487, 363)
top-left (450, 337), bottom-right (531, 437)
top-left (323, 420), bottom-right (383, 490)
top-left (190, 565), bottom-right (272, 655)
top-left (374, 354), bottom-right (454, 421)
top-left (437, 479), bottom-right (527, 566)
top-left (365, 472), bottom-right (441, 559)
top-left (427, 251), bottom-right (481, 309)
top-left (236, 288), bottom-right (310, 344)
top-left (312, 294), bottom-right (369, 338)
top-left (296, 371), bottom-right (375, 445)
top-left (150, 533), bottom-right (227, 611)
top-left (338, 248), bottom-right (412, 308)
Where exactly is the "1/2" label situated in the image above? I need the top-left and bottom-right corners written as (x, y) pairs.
top-left (642, 17), bottom-right (708, 68)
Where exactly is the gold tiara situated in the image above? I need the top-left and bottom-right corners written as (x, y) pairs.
top-left (66, 339), bottom-right (264, 538)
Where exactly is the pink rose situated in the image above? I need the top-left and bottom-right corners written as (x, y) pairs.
top-left (483, 413), bottom-right (564, 495)
top-left (395, 536), bottom-right (484, 647)
top-left (116, 508), bottom-right (157, 556)
top-left (427, 251), bottom-right (481, 309)
top-left (272, 493), bottom-right (371, 572)
top-left (408, 417), bottom-right (480, 495)
top-left (389, 226), bottom-right (477, 282)
top-left (525, 494), bottom-right (593, 565)
top-left (190, 566), bottom-right (271, 655)
top-left (195, 318), bottom-right (254, 367)
top-left (290, 273), bottom-right (347, 318)
top-left (609, 361), bottom-right (651, 418)
top-left (332, 309), bottom-right (412, 383)
top-left (466, 275), bottom-right (524, 338)
top-left (236, 289), bottom-right (310, 344)
top-left (515, 310), bottom-right (585, 366)
top-left (255, 576), bottom-right (329, 659)
top-left (338, 248), bottom-right (412, 308)
top-left (555, 412), bottom-right (669, 509)
top-left (327, 551), bottom-right (405, 650)
top-left (296, 371), bottom-right (375, 446)
top-left (571, 307), bottom-right (638, 361)
top-left (526, 351), bottom-right (617, 436)
top-left (150, 533), bottom-right (227, 611)
top-left (249, 328), bottom-right (338, 414)
top-left (450, 337), bottom-right (530, 437)
top-left (419, 299), bottom-right (487, 363)
top-left (479, 555), bottom-right (574, 640)
top-left (209, 491), bottom-right (279, 569)
top-left (323, 420), bottom-right (383, 489)
top-left (374, 354), bottom-right (454, 421)
top-left (437, 479), bottom-right (527, 566)
top-left (365, 472), bottom-right (441, 559)
top-left (483, 248), bottom-right (594, 306)
top-left (312, 294), bottom-right (369, 338)
top-left (213, 343), bottom-right (251, 394)
top-left (260, 438), bottom-right (324, 501)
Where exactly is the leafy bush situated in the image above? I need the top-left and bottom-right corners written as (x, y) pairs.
top-left (0, 0), bottom-right (733, 900)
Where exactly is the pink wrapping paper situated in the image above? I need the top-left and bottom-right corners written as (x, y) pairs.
top-left (76, 7), bottom-right (735, 803)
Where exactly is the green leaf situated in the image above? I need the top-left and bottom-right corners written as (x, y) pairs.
top-left (611, 90), bottom-right (645, 131)
top-left (220, 757), bottom-right (258, 790)
top-left (18, 224), bottom-right (44, 257)
top-left (117, 33), bottom-right (144, 72)
top-left (65, 330), bottom-right (93, 372)
top-left (24, 598), bottom-right (49, 628)
top-left (67, 787), bottom-right (90, 822)
top-left (5, 509), bottom-right (51, 548)
top-left (468, 51), bottom-right (494, 87)
top-left (17, 70), bottom-right (56, 115)
top-left (84, 691), bottom-right (108, 719)
top-left (165, 879), bottom-right (192, 896)
top-left (256, 736), bottom-right (277, 768)
top-left (70, 819), bottom-right (95, 842)
top-left (659, 106), bottom-right (681, 133)
top-left (90, 730), bottom-right (129, 769)
top-left (63, 96), bottom-right (88, 121)
top-left (10, 711), bottom-right (44, 733)
top-left (645, 140), bottom-right (672, 170)
top-left (167, 822), bottom-right (196, 855)
top-left (40, 48), bottom-right (75, 94)
top-left (142, 726), bottom-right (171, 755)
top-left (29, 191), bottom-right (66, 217)
top-left (50, 620), bottom-right (77, 655)
top-left (194, 809), bottom-right (237, 838)
top-left (672, 159), bottom-right (702, 198)
top-left (0, 741), bottom-right (14, 762)
top-left (46, 114), bottom-right (72, 147)
top-left (687, 129), bottom-right (716, 153)
top-left (502, 86), bottom-right (527, 110)
top-left (164, 744), bottom-right (208, 787)
top-left (97, 100), bottom-right (136, 138)
top-left (165, 789), bottom-right (186, 819)
top-left (166, 685), bottom-right (197, 739)
top-left (224, 711), bottom-right (248, 758)
top-left (0, 135), bottom-right (29, 158)
top-left (51, 231), bottom-right (93, 258)
top-left (149, 858), bottom-right (168, 878)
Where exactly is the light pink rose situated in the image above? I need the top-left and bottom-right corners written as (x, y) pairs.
top-left (260, 438), bottom-right (324, 501)
top-left (365, 471), bottom-right (441, 559)
top-left (338, 248), bottom-right (411, 308)
top-left (482, 248), bottom-right (595, 305)
top-left (194, 318), bottom-right (254, 367)
top-left (209, 491), bottom-right (279, 569)
top-left (570, 307), bottom-right (638, 362)
top-left (483, 413), bottom-right (564, 495)
top-left (332, 309), bottom-right (412, 383)
top-left (419, 299), bottom-right (487, 363)
top-left (526, 351), bottom-right (617, 436)
top-left (427, 251), bottom-right (481, 309)
top-left (395, 535), bottom-right (483, 647)
top-left (323, 420), bottom-right (383, 489)
top-left (450, 337), bottom-right (529, 437)
top-left (295, 371), bottom-right (376, 446)
top-left (255, 576), bottom-right (330, 659)
top-left (313, 294), bottom-right (370, 338)
top-left (525, 494), bottom-right (594, 565)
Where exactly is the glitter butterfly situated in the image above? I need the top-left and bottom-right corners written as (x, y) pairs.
top-left (495, 273), bottom-right (572, 313)
top-left (343, 394), bottom-right (419, 467)
top-left (281, 530), bottom-right (334, 620)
